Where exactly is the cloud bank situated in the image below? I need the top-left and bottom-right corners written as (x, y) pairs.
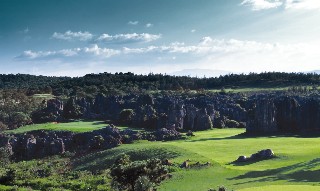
top-left (16, 44), bottom-right (120, 60)
top-left (97, 33), bottom-right (161, 43)
top-left (241, 0), bottom-right (320, 10)
top-left (241, 0), bottom-right (282, 10)
top-left (52, 31), bottom-right (93, 41)
top-left (16, 37), bottom-right (320, 75)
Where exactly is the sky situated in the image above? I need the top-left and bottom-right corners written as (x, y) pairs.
top-left (1, 0), bottom-right (320, 77)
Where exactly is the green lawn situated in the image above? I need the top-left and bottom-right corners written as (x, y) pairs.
top-left (6, 122), bottom-right (320, 190)
top-left (73, 128), bottom-right (320, 191)
top-left (5, 121), bottom-right (108, 133)
top-left (5, 121), bottom-right (139, 134)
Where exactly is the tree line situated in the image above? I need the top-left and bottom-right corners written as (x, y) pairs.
top-left (0, 72), bottom-right (319, 96)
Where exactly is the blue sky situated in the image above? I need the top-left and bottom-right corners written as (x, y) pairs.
top-left (1, 0), bottom-right (320, 76)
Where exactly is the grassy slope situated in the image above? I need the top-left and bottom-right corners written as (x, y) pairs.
top-left (73, 128), bottom-right (320, 191)
top-left (6, 122), bottom-right (320, 190)
top-left (159, 129), bottom-right (320, 190)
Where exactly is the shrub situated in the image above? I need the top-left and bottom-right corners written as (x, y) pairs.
top-left (110, 154), bottom-right (169, 191)
top-left (225, 120), bottom-right (240, 128)
top-left (0, 121), bottom-right (7, 132)
top-left (119, 109), bottom-right (135, 125)
top-left (0, 147), bottom-right (11, 167)
top-left (134, 176), bottom-right (154, 191)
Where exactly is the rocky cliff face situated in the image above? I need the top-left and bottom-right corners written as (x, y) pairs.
top-left (246, 95), bottom-right (320, 133)
top-left (33, 93), bottom-right (248, 131)
top-left (1, 124), bottom-right (183, 161)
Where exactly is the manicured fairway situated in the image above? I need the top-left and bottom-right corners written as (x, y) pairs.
top-left (238, 185), bottom-right (320, 191)
top-left (159, 129), bottom-right (320, 190)
top-left (7, 122), bottom-right (320, 190)
top-left (73, 128), bottom-right (320, 190)
top-left (5, 121), bottom-right (107, 133)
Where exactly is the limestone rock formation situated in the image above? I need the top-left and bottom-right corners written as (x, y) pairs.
top-left (236, 149), bottom-right (274, 162)
top-left (246, 95), bottom-right (320, 133)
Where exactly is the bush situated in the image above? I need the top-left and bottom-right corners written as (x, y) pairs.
top-left (119, 109), bottom-right (135, 125)
top-left (0, 121), bottom-right (7, 132)
top-left (110, 154), bottom-right (169, 191)
top-left (0, 147), bottom-right (11, 167)
top-left (134, 176), bottom-right (154, 191)
top-left (225, 120), bottom-right (240, 128)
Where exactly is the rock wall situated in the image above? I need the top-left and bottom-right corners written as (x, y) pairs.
top-left (1, 124), bottom-right (183, 161)
top-left (246, 95), bottom-right (320, 133)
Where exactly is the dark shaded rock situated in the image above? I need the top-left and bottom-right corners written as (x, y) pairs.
top-left (186, 130), bottom-right (195, 136)
top-left (194, 108), bottom-right (213, 130)
top-left (246, 95), bottom-right (320, 133)
top-left (32, 99), bottom-right (64, 123)
top-left (236, 149), bottom-right (274, 163)
top-left (236, 155), bottom-right (247, 162)
top-left (162, 159), bottom-right (173, 166)
top-left (167, 103), bottom-right (186, 130)
top-left (225, 119), bottom-right (240, 128)
top-left (180, 160), bottom-right (190, 168)
top-left (184, 104), bottom-right (198, 130)
top-left (154, 128), bottom-right (181, 141)
top-left (247, 96), bottom-right (277, 133)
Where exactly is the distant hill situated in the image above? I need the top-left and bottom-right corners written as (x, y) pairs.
top-left (308, 70), bottom-right (320, 74)
top-left (170, 69), bottom-right (231, 78)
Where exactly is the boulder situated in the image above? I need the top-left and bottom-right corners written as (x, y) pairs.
top-left (180, 160), bottom-right (190, 168)
top-left (236, 149), bottom-right (275, 162)
top-left (236, 155), bottom-right (248, 162)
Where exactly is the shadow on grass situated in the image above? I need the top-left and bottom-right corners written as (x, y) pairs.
top-left (227, 156), bottom-right (279, 166)
top-left (72, 146), bottom-right (180, 172)
top-left (188, 131), bottom-right (320, 142)
top-left (229, 158), bottom-right (320, 185)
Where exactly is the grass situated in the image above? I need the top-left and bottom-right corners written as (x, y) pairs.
top-left (5, 120), bottom-right (140, 134)
top-left (5, 120), bottom-right (108, 133)
top-left (32, 94), bottom-right (55, 99)
top-left (208, 85), bottom-right (320, 93)
top-left (72, 128), bottom-right (320, 190)
top-left (238, 185), bottom-right (320, 191)
top-left (6, 121), bottom-right (320, 190)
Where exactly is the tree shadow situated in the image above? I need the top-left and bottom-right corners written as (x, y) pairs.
top-left (187, 132), bottom-right (248, 142)
top-left (188, 131), bottom-right (320, 142)
top-left (72, 147), bottom-right (180, 172)
top-left (228, 158), bottom-right (320, 185)
top-left (227, 156), bottom-right (278, 166)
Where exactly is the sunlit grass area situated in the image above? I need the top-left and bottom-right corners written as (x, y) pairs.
top-left (5, 121), bottom-right (320, 190)
top-left (5, 120), bottom-right (108, 133)
top-left (73, 128), bottom-right (320, 190)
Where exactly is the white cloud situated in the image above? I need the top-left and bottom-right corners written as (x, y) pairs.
top-left (285, 0), bottom-right (320, 9)
top-left (17, 49), bottom-right (78, 59)
top-left (97, 33), bottom-right (161, 43)
top-left (242, 0), bottom-right (320, 10)
top-left (120, 37), bottom-right (320, 72)
top-left (145, 23), bottom-right (153, 28)
top-left (128, 21), bottom-right (139, 25)
top-left (16, 37), bottom-right (320, 75)
top-left (191, 29), bottom-right (196, 33)
top-left (52, 30), bottom-right (93, 41)
top-left (83, 44), bottom-right (120, 57)
top-left (241, 0), bottom-right (283, 10)
top-left (16, 44), bottom-right (119, 60)
top-left (199, 36), bottom-right (213, 46)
